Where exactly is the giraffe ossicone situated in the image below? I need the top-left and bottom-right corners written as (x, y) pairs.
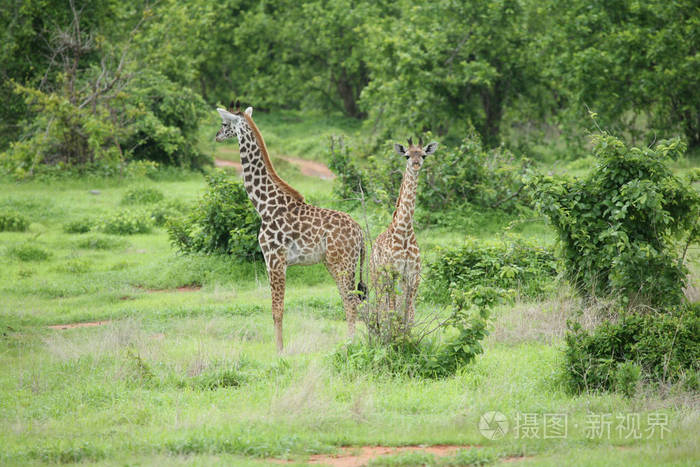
top-left (215, 104), bottom-right (367, 352)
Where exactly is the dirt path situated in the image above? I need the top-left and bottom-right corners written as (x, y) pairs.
top-left (214, 156), bottom-right (335, 180)
top-left (267, 445), bottom-right (497, 466)
top-left (48, 321), bottom-right (111, 330)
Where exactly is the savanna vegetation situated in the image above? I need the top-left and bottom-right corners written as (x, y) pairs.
top-left (1, 0), bottom-right (699, 465)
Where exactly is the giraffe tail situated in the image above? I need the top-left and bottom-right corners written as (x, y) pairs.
top-left (357, 235), bottom-right (368, 301)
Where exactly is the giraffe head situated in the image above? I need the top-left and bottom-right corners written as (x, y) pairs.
top-left (394, 137), bottom-right (438, 173)
top-left (215, 100), bottom-right (253, 142)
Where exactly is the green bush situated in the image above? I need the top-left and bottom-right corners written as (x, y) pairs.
top-left (149, 199), bottom-right (190, 227)
top-left (167, 173), bottom-right (261, 261)
top-left (334, 287), bottom-right (491, 379)
top-left (0, 211), bottom-right (29, 232)
top-left (8, 244), bottom-right (51, 261)
top-left (97, 210), bottom-right (152, 235)
top-left (63, 218), bottom-right (94, 234)
top-left (533, 135), bottom-right (699, 308)
top-left (121, 187), bottom-right (165, 205)
top-left (564, 304), bottom-right (700, 394)
top-left (424, 238), bottom-right (558, 304)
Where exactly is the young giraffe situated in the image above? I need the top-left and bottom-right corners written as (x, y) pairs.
top-left (370, 137), bottom-right (438, 326)
top-left (215, 102), bottom-right (367, 352)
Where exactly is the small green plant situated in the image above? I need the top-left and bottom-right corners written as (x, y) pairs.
top-left (0, 211), bottom-right (29, 232)
top-left (335, 286), bottom-right (492, 379)
top-left (424, 238), bottom-right (558, 304)
top-left (149, 199), bottom-right (189, 227)
top-left (614, 361), bottom-right (642, 398)
top-left (97, 210), bottom-right (152, 235)
top-left (121, 187), bottom-right (165, 205)
top-left (63, 218), bottom-right (93, 233)
top-left (167, 173), bottom-right (261, 261)
top-left (8, 244), bottom-right (51, 261)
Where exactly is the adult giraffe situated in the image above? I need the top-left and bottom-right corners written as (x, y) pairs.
top-left (215, 101), bottom-right (366, 352)
top-left (370, 137), bottom-right (438, 328)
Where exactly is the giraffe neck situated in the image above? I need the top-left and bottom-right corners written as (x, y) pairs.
top-left (391, 166), bottom-right (419, 237)
top-left (237, 121), bottom-right (299, 217)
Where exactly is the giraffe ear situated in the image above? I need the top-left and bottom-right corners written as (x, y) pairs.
top-left (217, 108), bottom-right (237, 122)
top-left (244, 106), bottom-right (253, 116)
top-left (394, 143), bottom-right (407, 156)
top-left (424, 142), bottom-right (439, 155)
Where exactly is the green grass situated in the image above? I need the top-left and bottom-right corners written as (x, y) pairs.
top-left (1, 118), bottom-right (698, 465)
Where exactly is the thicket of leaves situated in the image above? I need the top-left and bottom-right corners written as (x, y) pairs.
top-left (424, 238), bottom-right (558, 304)
top-left (532, 134), bottom-right (699, 308)
top-left (167, 173), bottom-right (262, 261)
top-left (334, 287), bottom-right (492, 379)
top-left (564, 304), bottom-right (700, 394)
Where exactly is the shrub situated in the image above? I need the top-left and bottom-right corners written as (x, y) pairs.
top-left (97, 210), bottom-right (152, 235)
top-left (424, 238), bottom-right (558, 304)
top-left (564, 304), bottom-right (700, 394)
top-left (167, 173), bottom-right (261, 261)
top-left (9, 244), bottom-right (51, 261)
top-left (121, 187), bottom-right (165, 205)
top-left (63, 218), bottom-right (93, 234)
top-left (532, 135), bottom-right (699, 308)
top-left (334, 287), bottom-right (491, 379)
top-left (0, 211), bottom-right (29, 232)
top-left (149, 199), bottom-right (189, 227)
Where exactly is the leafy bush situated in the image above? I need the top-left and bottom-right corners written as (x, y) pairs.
top-left (334, 287), bottom-right (491, 379)
top-left (533, 135), bottom-right (699, 308)
top-left (167, 173), bottom-right (261, 261)
top-left (0, 211), bottom-right (29, 232)
top-left (121, 187), bottom-right (165, 205)
top-left (97, 210), bottom-right (152, 235)
top-left (63, 218), bottom-right (94, 234)
top-left (424, 238), bottom-right (558, 304)
top-left (149, 199), bottom-right (190, 227)
top-left (564, 304), bottom-right (700, 394)
top-left (8, 244), bottom-right (51, 261)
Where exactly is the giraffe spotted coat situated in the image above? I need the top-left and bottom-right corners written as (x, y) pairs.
top-left (370, 139), bottom-right (438, 324)
top-left (216, 103), bottom-right (366, 352)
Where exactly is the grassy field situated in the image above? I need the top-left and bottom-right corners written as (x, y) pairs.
top-left (1, 113), bottom-right (698, 466)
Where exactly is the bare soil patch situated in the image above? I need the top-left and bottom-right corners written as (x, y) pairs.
top-left (214, 158), bottom-right (243, 172)
top-left (280, 156), bottom-right (336, 180)
top-left (48, 321), bottom-right (111, 330)
top-left (137, 285), bottom-right (202, 293)
top-left (214, 156), bottom-right (335, 180)
top-left (270, 445), bottom-right (475, 466)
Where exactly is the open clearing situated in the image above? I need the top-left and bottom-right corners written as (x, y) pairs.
top-left (1, 128), bottom-right (698, 466)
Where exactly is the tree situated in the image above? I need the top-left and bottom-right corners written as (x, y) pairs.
top-left (546, 0), bottom-right (700, 148)
top-left (360, 0), bottom-right (542, 146)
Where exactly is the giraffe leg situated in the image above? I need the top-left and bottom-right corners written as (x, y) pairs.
top-left (325, 260), bottom-right (358, 338)
top-left (266, 254), bottom-right (287, 353)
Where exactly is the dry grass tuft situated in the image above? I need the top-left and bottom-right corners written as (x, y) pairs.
top-left (489, 295), bottom-right (576, 345)
top-left (269, 364), bottom-right (336, 426)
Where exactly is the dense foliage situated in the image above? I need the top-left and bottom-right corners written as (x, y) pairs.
top-left (424, 238), bottom-right (558, 304)
top-left (334, 287), bottom-right (491, 379)
top-left (533, 134), bottom-right (699, 308)
top-left (564, 304), bottom-right (700, 394)
top-left (168, 173), bottom-right (262, 260)
top-left (3, 0), bottom-right (700, 173)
